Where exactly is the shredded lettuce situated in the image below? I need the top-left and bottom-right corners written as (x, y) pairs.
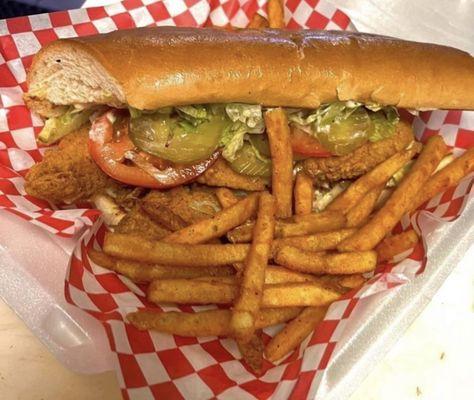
top-left (219, 104), bottom-right (265, 162)
top-left (367, 107), bottom-right (399, 142)
top-left (287, 109), bottom-right (320, 127)
top-left (220, 122), bottom-right (249, 162)
top-left (129, 106), bottom-right (170, 119)
top-left (288, 102), bottom-right (399, 138)
top-left (176, 105), bottom-right (209, 127)
top-left (129, 107), bottom-right (143, 119)
top-left (225, 104), bottom-right (265, 134)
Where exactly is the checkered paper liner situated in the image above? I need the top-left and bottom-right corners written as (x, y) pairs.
top-left (0, 0), bottom-right (473, 399)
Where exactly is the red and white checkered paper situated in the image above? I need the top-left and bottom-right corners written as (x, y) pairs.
top-left (0, 1), bottom-right (473, 399)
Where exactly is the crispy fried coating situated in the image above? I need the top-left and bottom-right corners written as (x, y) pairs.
top-left (25, 126), bottom-right (109, 204)
top-left (115, 186), bottom-right (223, 242)
top-left (303, 121), bottom-right (414, 183)
top-left (114, 204), bottom-right (171, 240)
top-left (197, 157), bottom-right (267, 191)
top-left (141, 186), bottom-right (222, 226)
top-left (23, 94), bottom-right (68, 118)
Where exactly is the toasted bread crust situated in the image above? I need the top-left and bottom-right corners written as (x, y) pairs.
top-left (27, 27), bottom-right (474, 111)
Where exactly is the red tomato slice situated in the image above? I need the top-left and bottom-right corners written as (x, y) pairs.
top-left (290, 126), bottom-right (332, 157)
top-left (88, 111), bottom-right (218, 189)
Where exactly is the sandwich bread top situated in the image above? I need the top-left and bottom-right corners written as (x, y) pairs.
top-left (27, 27), bottom-right (474, 111)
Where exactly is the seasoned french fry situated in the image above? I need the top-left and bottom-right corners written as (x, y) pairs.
top-left (89, 249), bottom-right (235, 282)
top-left (346, 185), bottom-right (384, 228)
top-left (127, 307), bottom-right (302, 337)
top-left (233, 262), bottom-right (245, 272)
top-left (411, 147), bottom-right (474, 211)
top-left (248, 13), bottom-right (269, 29)
top-left (149, 279), bottom-right (238, 304)
top-left (265, 306), bottom-right (327, 362)
top-left (263, 266), bottom-right (316, 284)
top-left (194, 276), bottom-right (238, 285)
top-left (238, 332), bottom-right (264, 373)
top-left (196, 266), bottom-right (315, 285)
top-left (256, 307), bottom-right (302, 327)
top-left (104, 233), bottom-right (248, 266)
top-left (376, 229), bottom-right (419, 262)
top-left (320, 274), bottom-right (367, 291)
top-left (294, 172), bottom-right (314, 215)
top-left (267, 0), bottom-right (285, 28)
top-left (88, 248), bottom-right (116, 270)
top-left (118, 261), bottom-right (235, 282)
top-left (163, 194), bottom-right (258, 244)
top-left (265, 108), bottom-right (293, 218)
top-left (265, 274), bottom-right (365, 362)
top-left (215, 187), bottom-right (240, 209)
top-left (274, 246), bottom-right (377, 274)
top-left (328, 143), bottom-right (422, 212)
top-left (148, 280), bottom-right (341, 307)
top-left (228, 211), bottom-right (347, 243)
top-left (99, 238), bottom-right (367, 285)
top-left (232, 193), bottom-right (275, 342)
top-left (127, 309), bottom-right (231, 337)
top-left (338, 136), bottom-right (448, 251)
top-left (278, 211), bottom-right (346, 237)
top-left (262, 282), bottom-right (341, 307)
top-left (272, 229), bottom-right (356, 254)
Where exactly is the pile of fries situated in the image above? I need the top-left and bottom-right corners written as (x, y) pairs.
top-left (88, 105), bottom-right (474, 372)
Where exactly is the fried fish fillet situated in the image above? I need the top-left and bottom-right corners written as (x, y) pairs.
top-left (25, 125), bottom-right (109, 204)
top-left (114, 186), bottom-right (222, 239)
top-left (303, 121), bottom-right (415, 183)
top-left (140, 186), bottom-right (222, 226)
top-left (115, 204), bottom-right (171, 240)
top-left (197, 157), bottom-right (267, 191)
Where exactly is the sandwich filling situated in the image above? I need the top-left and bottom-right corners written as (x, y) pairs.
top-left (36, 101), bottom-right (399, 189)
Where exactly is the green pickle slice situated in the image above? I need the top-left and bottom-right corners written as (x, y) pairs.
top-left (316, 107), bottom-right (370, 156)
top-left (129, 111), bottom-right (231, 163)
top-left (38, 108), bottom-right (95, 144)
top-left (228, 135), bottom-right (272, 178)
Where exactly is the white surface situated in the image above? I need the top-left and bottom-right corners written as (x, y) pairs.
top-left (328, 0), bottom-right (474, 54)
top-left (0, 299), bottom-right (121, 400)
top-left (350, 245), bottom-right (474, 400)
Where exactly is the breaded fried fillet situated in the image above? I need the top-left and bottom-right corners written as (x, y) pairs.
top-left (25, 125), bottom-right (109, 204)
top-left (303, 121), bottom-right (414, 183)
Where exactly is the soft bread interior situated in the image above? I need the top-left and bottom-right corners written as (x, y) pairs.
top-left (27, 44), bottom-right (125, 109)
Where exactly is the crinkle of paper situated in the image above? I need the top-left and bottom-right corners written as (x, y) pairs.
top-left (0, 1), bottom-right (473, 399)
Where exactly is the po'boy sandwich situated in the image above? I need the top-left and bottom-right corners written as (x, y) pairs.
top-left (24, 27), bottom-right (474, 208)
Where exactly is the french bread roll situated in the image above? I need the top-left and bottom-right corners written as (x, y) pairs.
top-left (26, 27), bottom-right (474, 113)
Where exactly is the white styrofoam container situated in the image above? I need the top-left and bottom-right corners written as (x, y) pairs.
top-left (0, 210), bottom-right (113, 374)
